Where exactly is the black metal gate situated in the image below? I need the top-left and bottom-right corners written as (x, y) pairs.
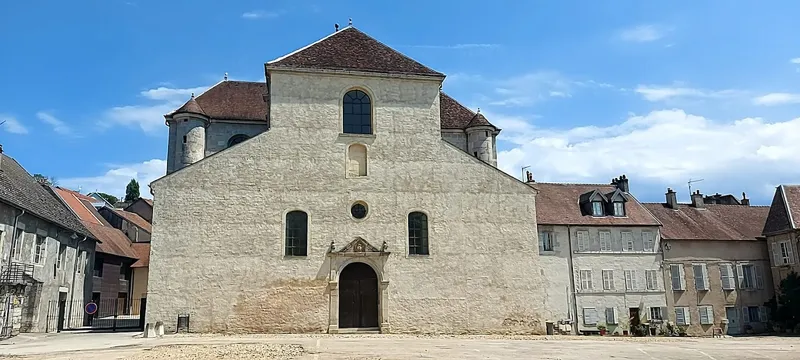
top-left (46, 298), bottom-right (146, 332)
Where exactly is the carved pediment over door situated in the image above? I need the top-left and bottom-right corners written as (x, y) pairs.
top-left (329, 237), bottom-right (389, 257)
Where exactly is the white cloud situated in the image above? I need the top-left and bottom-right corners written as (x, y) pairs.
top-left (36, 111), bottom-right (73, 136)
top-left (140, 86), bottom-right (207, 102)
top-left (752, 93), bottom-right (800, 106)
top-left (790, 58), bottom-right (800, 64)
top-left (0, 115), bottom-right (28, 134)
top-left (619, 25), bottom-right (668, 43)
top-left (497, 109), bottom-right (800, 195)
top-left (103, 84), bottom-right (212, 134)
top-left (60, 159), bottom-right (167, 198)
top-left (242, 10), bottom-right (281, 19)
top-left (635, 85), bottom-right (743, 102)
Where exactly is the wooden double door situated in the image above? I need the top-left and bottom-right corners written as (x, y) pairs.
top-left (338, 262), bottom-right (379, 329)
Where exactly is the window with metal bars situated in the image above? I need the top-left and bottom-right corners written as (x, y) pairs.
top-left (285, 211), bottom-right (308, 256)
top-left (408, 212), bottom-right (429, 255)
top-left (343, 90), bottom-right (372, 134)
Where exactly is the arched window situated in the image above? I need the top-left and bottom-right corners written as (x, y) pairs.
top-left (227, 134), bottom-right (249, 148)
top-left (408, 212), bottom-right (429, 255)
top-left (343, 90), bottom-right (372, 134)
top-left (347, 144), bottom-right (367, 177)
top-left (285, 211), bottom-right (308, 256)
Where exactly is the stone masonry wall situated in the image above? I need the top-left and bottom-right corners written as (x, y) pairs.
top-left (148, 70), bottom-right (556, 334)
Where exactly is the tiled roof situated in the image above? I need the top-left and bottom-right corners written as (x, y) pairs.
top-left (644, 203), bottom-right (769, 241)
top-left (173, 96), bottom-right (206, 117)
top-left (53, 187), bottom-right (139, 260)
top-left (465, 112), bottom-right (494, 128)
top-left (268, 27), bottom-right (444, 77)
top-left (763, 185), bottom-right (800, 235)
top-left (141, 198), bottom-right (153, 207)
top-left (0, 154), bottom-right (90, 237)
top-left (532, 182), bottom-right (660, 226)
top-left (131, 242), bottom-right (150, 268)
top-left (112, 209), bottom-right (152, 233)
top-left (440, 92), bottom-right (497, 130)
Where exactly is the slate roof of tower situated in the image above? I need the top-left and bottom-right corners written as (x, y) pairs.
top-left (267, 27), bottom-right (444, 77)
top-left (644, 203), bottom-right (769, 241)
top-left (0, 153), bottom-right (91, 238)
top-left (532, 182), bottom-right (661, 226)
top-left (762, 185), bottom-right (800, 235)
top-left (173, 96), bottom-right (206, 117)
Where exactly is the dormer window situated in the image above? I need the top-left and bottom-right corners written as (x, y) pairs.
top-left (613, 202), bottom-right (625, 217)
top-left (592, 201), bottom-right (604, 216)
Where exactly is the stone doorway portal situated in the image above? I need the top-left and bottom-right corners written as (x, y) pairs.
top-left (338, 262), bottom-right (379, 329)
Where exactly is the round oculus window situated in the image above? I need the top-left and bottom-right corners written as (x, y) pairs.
top-left (351, 202), bottom-right (368, 219)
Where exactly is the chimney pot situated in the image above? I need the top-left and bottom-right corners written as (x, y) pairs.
top-left (666, 188), bottom-right (678, 209)
top-left (611, 175), bottom-right (629, 192)
top-left (691, 190), bottom-right (705, 208)
top-left (741, 192), bottom-right (750, 206)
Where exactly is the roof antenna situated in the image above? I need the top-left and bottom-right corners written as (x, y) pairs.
top-left (348, 18), bottom-right (352, 26)
top-left (688, 178), bottom-right (704, 197)
top-left (476, 107), bottom-right (481, 114)
top-left (335, 23), bottom-right (339, 32)
top-left (224, 72), bottom-right (228, 81)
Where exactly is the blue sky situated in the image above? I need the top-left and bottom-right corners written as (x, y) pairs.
top-left (2, 1), bottom-right (800, 204)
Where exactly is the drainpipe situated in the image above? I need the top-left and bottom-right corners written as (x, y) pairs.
top-left (566, 225), bottom-right (578, 334)
top-left (3, 209), bottom-right (25, 334)
top-left (67, 236), bottom-right (88, 322)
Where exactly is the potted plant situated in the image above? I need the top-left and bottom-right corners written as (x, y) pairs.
top-left (677, 326), bottom-right (688, 337)
top-left (597, 324), bottom-right (607, 336)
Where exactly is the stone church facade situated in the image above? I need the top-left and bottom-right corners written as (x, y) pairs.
top-left (148, 27), bottom-right (558, 334)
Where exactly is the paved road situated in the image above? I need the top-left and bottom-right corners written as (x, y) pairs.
top-left (0, 332), bottom-right (798, 359)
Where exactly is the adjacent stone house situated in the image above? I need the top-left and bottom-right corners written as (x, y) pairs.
top-left (148, 26), bottom-right (558, 334)
top-left (644, 189), bottom-right (772, 336)
top-left (530, 175), bottom-right (665, 335)
top-left (762, 185), bottom-right (800, 289)
top-left (0, 147), bottom-right (95, 335)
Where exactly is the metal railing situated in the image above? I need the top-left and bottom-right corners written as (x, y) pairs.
top-left (0, 263), bottom-right (35, 285)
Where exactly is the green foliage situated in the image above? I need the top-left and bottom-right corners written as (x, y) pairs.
top-left (770, 271), bottom-right (800, 330)
top-left (94, 192), bottom-right (119, 205)
top-left (32, 173), bottom-right (56, 186)
top-left (124, 179), bottom-right (140, 202)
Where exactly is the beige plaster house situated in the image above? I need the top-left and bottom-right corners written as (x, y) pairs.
top-left (644, 189), bottom-right (771, 336)
top-left (530, 175), bottom-right (665, 335)
top-left (147, 26), bottom-right (560, 334)
top-left (762, 185), bottom-right (800, 290)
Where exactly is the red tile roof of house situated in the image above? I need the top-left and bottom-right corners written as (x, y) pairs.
top-left (173, 95), bottom-right (206, 117)
top-left (267, 27), bottom-right (444, 77)
top-left (532, 182), bottom-right (660, 226)
top-left (644, 203), bottom-right (769, 241)
top-left (112, 209), bottom-right (152, 233)
top-left (131, 242), bottom-right (150, 268)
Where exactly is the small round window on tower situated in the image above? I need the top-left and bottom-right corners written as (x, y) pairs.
top-left (351, 202), bottom-right (368, 219)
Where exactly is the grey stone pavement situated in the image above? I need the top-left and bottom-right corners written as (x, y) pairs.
top-left (0, 332), bottom-right (798, 359)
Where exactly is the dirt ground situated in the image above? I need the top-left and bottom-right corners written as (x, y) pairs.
top-left (0, 332), bottom-right (798, 360)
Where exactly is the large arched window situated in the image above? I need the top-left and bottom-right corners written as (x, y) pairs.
top-left (408, 212), bottom-right (429, 255)
top-left (227, 134), bottom-right (249, 148)
top-left (285, 211), bottom-right (308, 256)
top-left (343, 90), bottom-right (372, 134)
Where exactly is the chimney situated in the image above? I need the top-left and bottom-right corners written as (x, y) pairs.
top-left (526, 171), bottom-right (534, 183)
top-left (0, 144), bottom-right (3, 169)
top-left (691, 190), bottom-right (704, 208)
top-left (611, 174), bottom-right (630, 193)
top-left (665, 188), bottom-right (678, 209)
top-left (741, 192), bottom-right (750, 206)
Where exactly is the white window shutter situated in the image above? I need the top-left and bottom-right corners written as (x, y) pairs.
top-left (646, 307), bottom-right (652, 321)
top-left (755, 264), bottom-right (764, 289)
top-left (788, 242), bottom-right (796, 264)
top-left (742, 307), bottom-right (750, 324)
top-left (613, 307), bottom-right (618, 324)
top-left (737, 264), bottom-right (745, 289)
top-left (675, 308), bottom-right (683, 325)
top-left (553, 232), bottom-right (559, 251)
top-left (683, 307), bottom-right (691, 325)
top-left (670, 265), bottom-right (680, 290)
top-left (631, 270), bottom-right (638, 291)
top-left (701, 264), bottom-right (708, 290)
top-left (679, 265), bottom-right (686, 290)
top-left (759, 306), bottom-right (767, 322)
top-left (699, 307), bottom-right (708, 324)
top-left (707, 306), bottom-right (714, 324)
top-left (719, 264), bottom-right (729, 290)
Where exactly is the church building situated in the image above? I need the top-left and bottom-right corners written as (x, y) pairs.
top-left (147, 26), bottom-right (560, 334)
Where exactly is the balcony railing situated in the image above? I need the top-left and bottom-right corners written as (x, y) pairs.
top-left (0, 262), bottom-right (35, 285)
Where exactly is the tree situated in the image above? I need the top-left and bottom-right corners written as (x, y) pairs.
top-left (124, 179), bottom-right (140, 202)
top-left (94, 192), bottom-right (119, 205)
top-left (767, 271), bottom-right (800, 331)
top-left (33, 173), bottom-right (56, 186)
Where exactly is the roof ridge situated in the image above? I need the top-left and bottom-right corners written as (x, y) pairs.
top-left (535, 182), bottom-right (612, 187)
top-left (267, 26), bottom-right (354, 64)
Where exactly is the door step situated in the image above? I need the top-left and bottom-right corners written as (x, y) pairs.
top-left (335, 327), bottom-right (380, 334)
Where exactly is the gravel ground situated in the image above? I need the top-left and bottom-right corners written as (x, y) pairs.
top-left (120, 343), bottom-right (306, 360)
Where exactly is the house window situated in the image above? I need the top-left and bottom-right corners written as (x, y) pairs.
top-left (12, 229), bottom-right (24, 261)
top-left (227, 134), bottom-right (249, 147)
top-left (693, 263), bottom-right (709, 290)
top-left (622, 232), bottom-right (634, 251)
top-left (93, 258), bottom-right (103, 277)
top-left (746, 306), bottom-right (761, 323)
top-left (591, 201), bottom-right (604, 216)
top-left (539, 231), bottom-right (554, 252)
top-left (776, 241), bottom-right (795, 265)
top-left (347, 144), bottom-right (367, 177)
top-left (645, 270), bottom-right (659, 290)
top-left (350, 202), bottom-right (368, 219)
top-left (34, 235), bottom-right (46, 265)
top-left (599, 231), bottom-right (612, 252)
top-left (602, 269), bottom-right (614, 290)
top-left (408, 212), bottom-right (429, 255)
top-left (583, 307), bottom-right (598, 325)
top-left (738, 263), bottom-right (763, 290)
top-left (699, 306), bottom-right (714, 325)
top-left (670, 264), bottom-right (685, 290)
top-left (576, 230), bottom-right (590, 252)
top-left (642, 232), bottom-right (654, 252)
top-left (57, 244), bottom-right (67, 269)
top-left (624, 269), bottom-right (638, 291)
top-left (580, 270), bottom-right (593, 290)
top-left (719, 263), bottom-right (735, 290)
top-left (285, 211), bottom-right (308, 256)
top-left (343, 90), bottom-right (372, 134)
top-left (675, 307), bottom-right (690, 325)
top-left (613, 202), bottom-right (625, 216)
top-left (649, 307), bottom-right (663, 321)
top-left (605, 307), bottom-right (618, 324)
